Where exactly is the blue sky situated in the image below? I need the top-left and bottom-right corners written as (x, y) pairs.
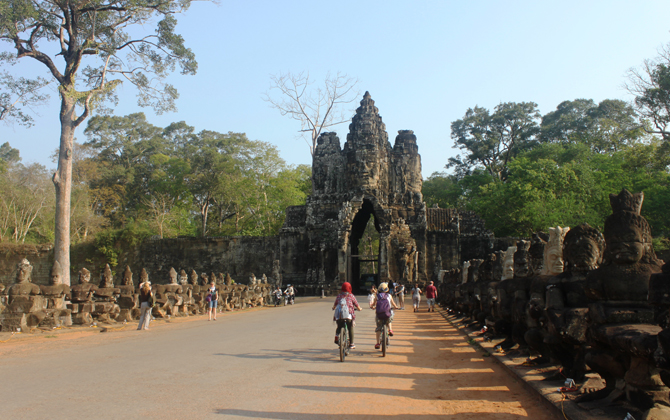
top-left (2, 0), bottom-right (670, 178)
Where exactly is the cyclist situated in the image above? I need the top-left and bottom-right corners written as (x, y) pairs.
top-left (332, 282), bottom-right (362, 349)
top-left (371, 282), bottom-right (399, 349)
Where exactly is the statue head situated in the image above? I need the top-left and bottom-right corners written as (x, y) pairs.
top-left (189, 270), bottom-right (198, 285)
top-left (467, 259), bottom-right (483, 283)
top-left (249, 274), bottom-right (256, 286)
top-left (502, 246), bottom-right (517, 280)
top-left (529, 232), bottom-right (549, 276)
top-left (542, 227), bottom-right (569, 276)
top-left (50, 260), bottom-right (62, 285)
top-left (262, 274), bottom-right (268, 284)
top-left (16, 258), bottom-right (33, 284)
top-left (492, 251), bottom-right (504, 281)
top-left (200, 273), bottom-right (209, 285)
top-left (603, 189), bottom-right (658, 266)
top-left (216, 273), bottom-right (225, 285)
top-left (168, 267), bottom-right (178, 284)
top-left (79, 268), bottom-right (91, 284)
top-left (563, 223), bottom-right (605, 273)
top-left (477, 255), bottom-right (495, 282)
top-left (100, 264), bottom-right (114, 288)
top-left (122, 265), bottom-right (133, 286)
top-left (179, 269), bottom-right (188, 285)
top-left (225, 273), bottom-right (232, 286)
top-left (513, 240), bottom-right (531, 278)
top-left (139, 268), bottom-right (149, 284)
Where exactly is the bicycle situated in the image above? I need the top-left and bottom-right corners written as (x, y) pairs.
top-left (381, 322), bottom-right (389, 357)
top-left (339, 322), bottom-right (351, 362)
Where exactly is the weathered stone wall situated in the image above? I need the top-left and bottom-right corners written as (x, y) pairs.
top-left (0, 244), bottom-right (54, 287)
top-left (128, 236), bottom-right (280, 284)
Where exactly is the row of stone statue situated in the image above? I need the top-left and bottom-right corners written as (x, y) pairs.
top-left (438, 189), bottom-right (670, 419)
top-left (0, 260), bottom-right (276, 332)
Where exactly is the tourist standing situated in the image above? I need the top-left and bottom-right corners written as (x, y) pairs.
top-left (411, 283), bottom-right (422, 312)
top-left (207, 281), bottom-right (218, 321)
top-left (137, 281), bottom-right (153, 330)
top-left (368, 285), bottom-right (377, 308)
top-left (395, 283), bottom-right (405, 310)
top-left (425, 281), bottom-right (438, 312)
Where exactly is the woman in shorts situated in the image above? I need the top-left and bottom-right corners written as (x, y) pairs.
top-left (411, 283), bottom-right (422, 312)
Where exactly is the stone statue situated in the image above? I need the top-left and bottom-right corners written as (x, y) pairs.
top-left (116, 265), bottom-right (138, 322)
top-left (94, 264), bottom-right (121, 322)
top-left (249, 273), bottom-right (257, 286)
top-left (271, 260), bottom-right (282, 287)
top-left (38, 261), bottom-right (72, 327)
top-left (578, 189), bottom-right (666, 410)
top-left (68, 268), bottom-right (98, 325)
top-left (500, 246), bottom-right (516, 281)
top-left (2, 259), bottom-right (44, 331)
top-left (541, 227), bottom-right (569, 276)
top-left (543, 223), bottom-right (605, 380)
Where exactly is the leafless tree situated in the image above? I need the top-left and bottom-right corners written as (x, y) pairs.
top-left (264, 71), bottom-right (359, 156)
top-left (625, 43), bottom-right (670, 141)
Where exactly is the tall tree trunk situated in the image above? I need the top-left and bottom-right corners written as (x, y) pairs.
top-left (53, 96), bottom-right (76, 285)
top-left (200, 200), bottom-right (209, 237)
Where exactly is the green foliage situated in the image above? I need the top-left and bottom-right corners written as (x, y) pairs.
top-left (449, 102), bottom-right (541, 181)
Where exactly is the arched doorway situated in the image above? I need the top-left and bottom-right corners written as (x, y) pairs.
top-left (347, 199), bottom-right (380, 293)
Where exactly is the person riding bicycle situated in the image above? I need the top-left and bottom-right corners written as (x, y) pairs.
top-left (371, 282), bottom-right (399, 350)
top-left (332, 282), bottom-right (362, 349)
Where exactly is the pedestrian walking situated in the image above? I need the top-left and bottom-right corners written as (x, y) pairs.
top-left (207, 281), bottom-right (219, 321)
top-left (137, 281), bottom-right (153, 330)
top-left (425, 281), bottom-right (438, 312)
top-left (395, 283), bottom-right (405, 310)
top-left (411, 283), bottom-right (422, 312)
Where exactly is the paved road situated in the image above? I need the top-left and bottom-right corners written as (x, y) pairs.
top-left (0, 297), bottom-right (553, 419)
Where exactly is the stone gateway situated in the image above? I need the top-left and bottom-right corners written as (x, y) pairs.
top-left (279, 92), bottom-right (496, 294)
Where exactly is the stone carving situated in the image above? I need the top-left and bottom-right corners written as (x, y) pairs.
top-left (543, 223), bottom-right (605, 380)
top-left (68, 268), bottom-right (98, 325)
top-left (38, 261), bottom-right (72, 327)
top-left (94, 264), bottom-right (121, 322)
top-left (2, 259), bottom-right (44, 331)
top-left (578, 189), bottom-right (666, 411)
top-left (541, 227), bottom-right (569, 276)
top-left (116, 265), bottom-right (138, 322)
top-left (501, 246), bottom-right (516, 280)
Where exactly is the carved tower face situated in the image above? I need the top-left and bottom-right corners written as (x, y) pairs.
top-left (345, 92), bottom-right (389, 193)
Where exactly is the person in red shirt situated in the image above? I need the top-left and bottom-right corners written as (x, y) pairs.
top-left (425, 281), bottom-right (438, 312)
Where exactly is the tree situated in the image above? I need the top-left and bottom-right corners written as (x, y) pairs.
top-left (1, 0), bottom-right (199, 284)
top-left (264, 71), bottom-right (359, 156)
top-left (540, 99), bottom-right (644, 153)
top-left (0, 71), bottom-right (50, 126)
top-left (626, 42), bottom-right (670, 141)
top-left (448, 102), bottom-right (541, 182)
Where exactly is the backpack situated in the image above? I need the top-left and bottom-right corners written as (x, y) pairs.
top-left (335, 296), bottom-right (351, 320)
top-left (376, 292), bottom-right (392, 320)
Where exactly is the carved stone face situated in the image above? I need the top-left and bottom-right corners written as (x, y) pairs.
top-left (50, 272), bottom-right (61, 286)
top-left (79, 269), bottom-right (91, 284)
top-left (545, 244), bottom-right (564, 276)
top-left (169, 269), bottom-right (178, 284)
top-left (16, 260), bottom-right (32, 284)
top-left (179, 271), bottom-right (188, 285)
top-left (513, 241), bottom-right (531, 278)
top-left (565, 236), bottom-right (602, 272)
top-left (189, 271), bottom-right (198, 285)
top-left (608, 227), bottom-right (645, 264)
